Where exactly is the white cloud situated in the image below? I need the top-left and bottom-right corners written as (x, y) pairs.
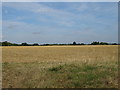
top-left (3, 2), bottom-right (117, 28)
top-left (3, 2), bottom-right (74, 17)
top-left (2, 19), bottom-right (118, 43)
top-left (74, 3), bottom-right (88, 11)
top-left (3, 2), bottom-right (78, 26)
top-left (2, 2), bottom-right (118, 43)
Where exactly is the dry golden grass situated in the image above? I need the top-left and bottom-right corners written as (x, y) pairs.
top-left (2, 45), bottom-right (118, 88)
top-left (2, 45), bottom-right (118, 63)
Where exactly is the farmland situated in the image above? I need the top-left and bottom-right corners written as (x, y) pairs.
top-left (2, 45), bottom-right (118, 88)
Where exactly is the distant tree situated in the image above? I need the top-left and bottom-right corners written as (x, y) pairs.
top-left (112, 43), bottom-right (117, 45)
top-left (21, 42), bottom-right (28, 46)
top-left (45, 44), bottom-right (49, 46)
top-left (2, 41), bottom-right (12, 46)
top-left (12, 43), bottom-right (19, 46)
top-left (73, 41), bottom-right (76, 45)
top-left (33, 43), bottom-right (39, 46)
top-left (0, 42), bottom-right (2, 46)
top-left (91, 41), bottom-right (99, 45)
top-left (99, 42), bottom-right (108, 45)
top-left (80, 43), bottom-right (85, 45)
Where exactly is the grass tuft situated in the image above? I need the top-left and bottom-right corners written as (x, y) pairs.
top-left (48, 65), bottom-right (63, 72)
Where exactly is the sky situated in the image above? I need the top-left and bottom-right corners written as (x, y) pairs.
top-left (2, 2), bottom-right (118, 44)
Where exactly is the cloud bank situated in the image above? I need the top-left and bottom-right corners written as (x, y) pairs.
top-left (2, 2), bottom-right (118, 44)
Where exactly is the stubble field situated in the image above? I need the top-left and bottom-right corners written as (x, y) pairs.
top-left (2, 45), bottom-right (118, 88)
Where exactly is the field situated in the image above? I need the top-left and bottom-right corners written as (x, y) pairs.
top-left (2, 45), bottom-right (118, 88)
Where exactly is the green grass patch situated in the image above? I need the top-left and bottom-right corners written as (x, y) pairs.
top-left (48, 65), bottom-right (63, 72)
top-left (47, 63), bottom-right (118, 88)
top-left (2, 62), bottom-right (118, 88)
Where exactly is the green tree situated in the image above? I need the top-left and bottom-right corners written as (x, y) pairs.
top-left (91, 41), bottom-right (99, 45)
top-left (33, 43), bottom-right (39, 46)
top-left (2, 41), bottom-right (12, 46)
top-left (73, 41), bottom-right (76, 45)
top-left (99, 42), bottom-right (108, 45)
top-left (21, 42), bottom-right (28, 46)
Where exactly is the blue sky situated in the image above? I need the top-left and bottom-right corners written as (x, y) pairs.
top-left (2, 2), bottom-right (118, 44)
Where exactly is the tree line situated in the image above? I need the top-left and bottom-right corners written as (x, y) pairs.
top-left (0, 41), bottom-right (118, 46)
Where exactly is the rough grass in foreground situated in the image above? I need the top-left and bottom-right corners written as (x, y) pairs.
top-left (2, 61), bottom-right (118, 88)
top-left (2, 45), bottom-right (118, 88)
